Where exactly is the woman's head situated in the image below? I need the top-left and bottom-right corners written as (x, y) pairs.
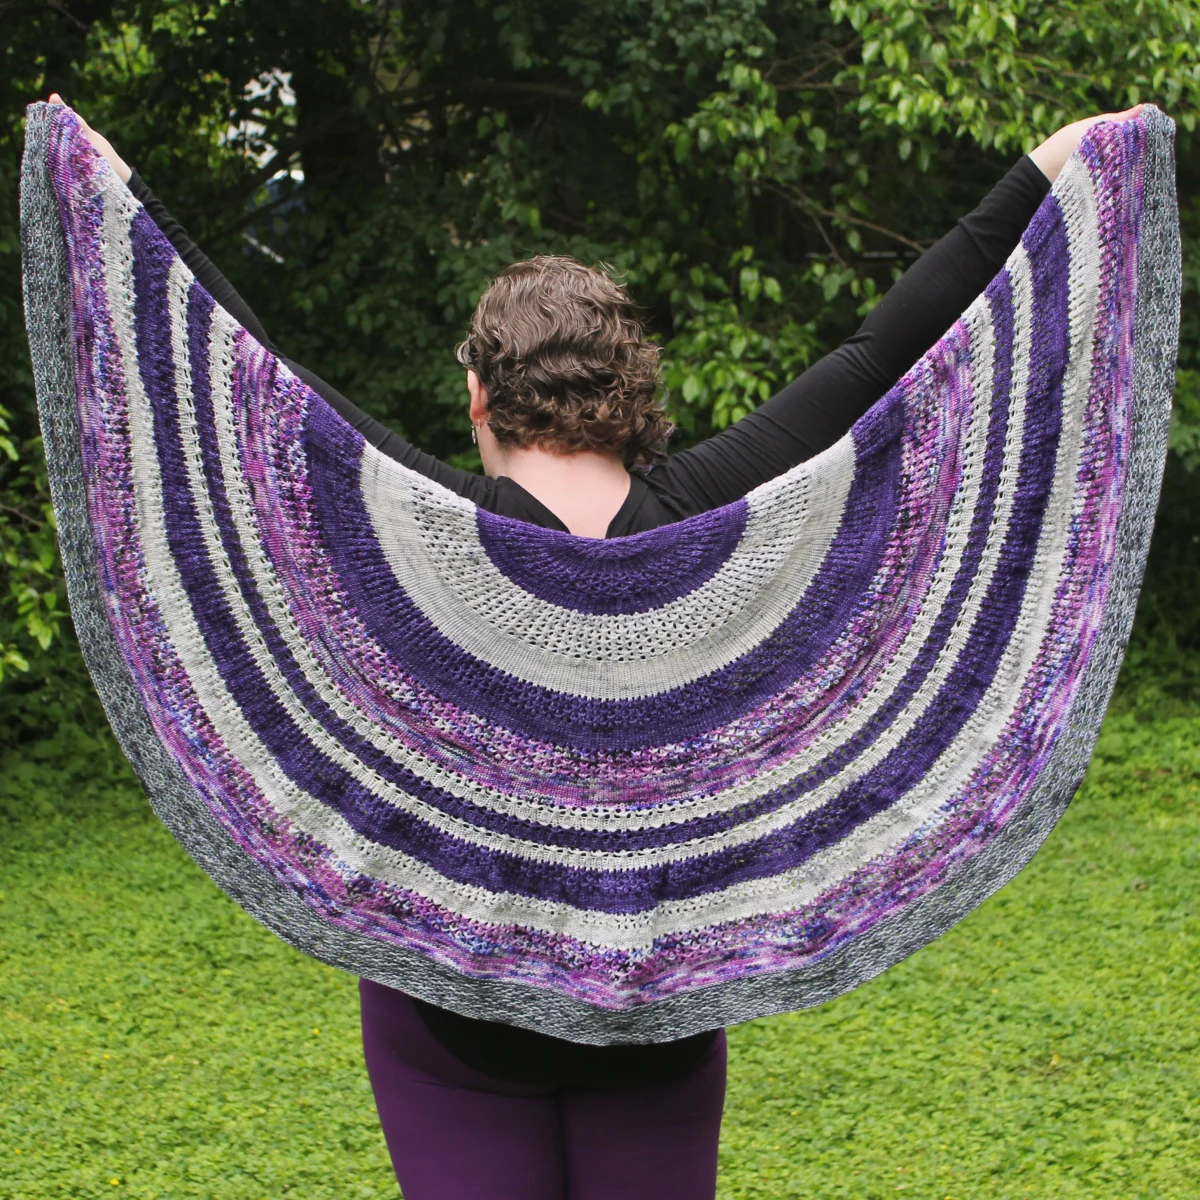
top-left (456, 256), bottom-right (671, 466)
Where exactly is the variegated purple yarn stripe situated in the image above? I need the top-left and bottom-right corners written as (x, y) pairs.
top-left (21, 101), bottom-right (1179, 1043)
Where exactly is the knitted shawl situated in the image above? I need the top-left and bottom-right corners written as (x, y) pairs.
top-left (21, 102), bottom-right (1180, 1044)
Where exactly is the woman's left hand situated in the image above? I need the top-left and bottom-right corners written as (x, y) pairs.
top-left (1029, 105), bottom-right (1146, 183)
top-left (46, 93), bottom-right (132, 184)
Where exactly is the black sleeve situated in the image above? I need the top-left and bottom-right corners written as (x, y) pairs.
top-left (646, 156), bottom-right (1052, 517)
top-left (126, 172), bottom-right (493, 504)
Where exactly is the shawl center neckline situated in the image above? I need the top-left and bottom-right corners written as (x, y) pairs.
top-left (494, 471), bottom-right (646, 538)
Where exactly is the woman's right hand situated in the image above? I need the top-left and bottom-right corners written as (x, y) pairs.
top-left (46, 93), bottom-right (132, 184)
top-left (1028, 106), bottom-right (1145, 184)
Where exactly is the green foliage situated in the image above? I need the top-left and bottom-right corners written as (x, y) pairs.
top-left (1, 0), bottom-right (1198, 705)
top-left (1, 8), bottom-right (1197, 1188)
top-left (1171, 369), bottom-right (1200, 471)
top-left (1113, 458), bottom-right (1200, 708)
top-left (0, 404), bottom-right (66, 683)
top-left (2, 709), bottom-right (1197, 1196)
top-left (1170, 193), bottom-right (1200, 472)
top-left (833, 0), bottom-right (1200, 151)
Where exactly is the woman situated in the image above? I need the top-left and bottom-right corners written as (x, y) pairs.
top-left (48, 91), bottom-right (1142, 1199)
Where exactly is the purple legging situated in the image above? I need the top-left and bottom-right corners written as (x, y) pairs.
top-left (359, 980), bottom-right (727, 1199)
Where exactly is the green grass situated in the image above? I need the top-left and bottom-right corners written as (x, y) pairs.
top-left (2, 709), bottom-right (1198, 1199)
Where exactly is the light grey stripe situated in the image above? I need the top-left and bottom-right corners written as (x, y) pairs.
top-left (22, 105), bottom-right (668, 1042)
top-left (167, 193), bottom-right (1088, 933)
top-left (362, 435), bottom-right (855, 699)
top-left (415, 153), bottom-right (1104, 944)
top-left (110, 204), bottom-right (651, 943)
top-left (84, 137), bottom-right (1079, 924)
top-left (201, 286), bottom-right (1024, 874)
top-left (187, 265), bottom-right (1025, 893)
top-left (671, 243), bottom-right (1044, 933)
top-left (624, 109), bottom-right (1179, 1048)
top-left (189, 245), bottom-right (1053, 886)
top-left (763, 155), bottom-right (1103, 911)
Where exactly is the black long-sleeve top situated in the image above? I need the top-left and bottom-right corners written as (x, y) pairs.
top-left (129, 155), bottom-right (1049, 1086)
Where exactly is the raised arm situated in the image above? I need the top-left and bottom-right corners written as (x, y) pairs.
top-left (648, 107), bottom-right (1144, 518)
top-left (51, 96), bottom-right (492, 505)
top-left (646, 160), bottom-right (1047, 516)
top-left (129, 173), bottom-right (496, 502)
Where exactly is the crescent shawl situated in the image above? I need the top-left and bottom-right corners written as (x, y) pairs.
top-left (20, 102), bottom-right (1180, 1043)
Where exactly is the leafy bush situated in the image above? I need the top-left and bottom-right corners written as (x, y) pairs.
top-left (2, 0), bottom-right (1198, 724)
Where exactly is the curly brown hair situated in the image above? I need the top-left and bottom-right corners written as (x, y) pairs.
top-left (455, 256), bottom-right (672, 466)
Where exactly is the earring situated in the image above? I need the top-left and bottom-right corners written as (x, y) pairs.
top-left (470, 423), bottom-right (478, 445)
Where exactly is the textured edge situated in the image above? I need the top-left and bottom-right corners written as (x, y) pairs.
top-left (22, 102), bottom-right (1180, 1044)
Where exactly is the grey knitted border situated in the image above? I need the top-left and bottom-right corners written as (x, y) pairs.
top-left (21, 102), bottom-right (1179, 1044)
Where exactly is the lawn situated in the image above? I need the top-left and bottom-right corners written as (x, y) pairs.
top-left (2, 707), bottom-right (1198, 1199)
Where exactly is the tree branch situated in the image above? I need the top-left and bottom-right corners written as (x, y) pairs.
top-left (380, 78), bottom-right (587, 105)
top-left (201, 106), bottom-right (357, 224)
top-left (766, 182), bottom-right (931, 256)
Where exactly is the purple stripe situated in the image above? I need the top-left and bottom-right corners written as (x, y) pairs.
top-left (38, 100), bottom-right (1153, 1011)
top-left (193, 297), bottom-right (966, 859)
top-left (691, 272), bottom-right (1024, 851)
top-left (495, 202), bottom-right (1070, 909)
top-left (135, 166), bottom-right (1066, 916)
top-left (595, 270), bottom-right (1025, 876)
top-left (44, 100), bottom-right (1149, 999)
top-left (51, 163), bottom-right (310, 900)
top-left (130, 220), bottom-right (628, 910)
top-left (178, 282), bottom-right (805, 857)
top-left (174, 272), bottom-right (918, 858)
top-left (415, 218), bottom-right (1054, 910)
top-left (180, 285), bottom-right (756, 855)
top-left (476, 499), bottom-right (748, 614)
top-left (492, 275), bottom-right (1024, 855)
top-left (280, 291), bottom-right (1029, 904)
top-left (121, 224), bottom-right (842, 909)
top-left (307, 397), bottom-right (900, 751)
top-left (748, 197), bottom-right (1073, 874)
